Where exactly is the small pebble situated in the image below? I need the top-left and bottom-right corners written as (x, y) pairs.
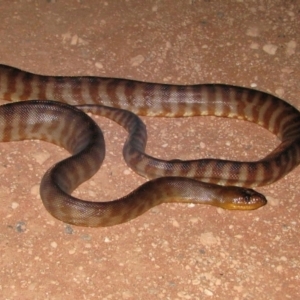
top-left (263, 44), bottom-right (278, 55)
top-left (204, 289), bottom-right (214, 296)
top-left (50, 241), bottom-right (58, 249)
top-left (11, 202), bottom-right (19, 209)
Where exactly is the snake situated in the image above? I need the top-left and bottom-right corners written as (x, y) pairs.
top-left (0, 64), bottom-right (300, 227)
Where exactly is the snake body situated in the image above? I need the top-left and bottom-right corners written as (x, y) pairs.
top-left (0, 64), bottom-right (300, 226)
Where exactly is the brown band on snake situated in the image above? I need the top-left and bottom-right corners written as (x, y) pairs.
top-left (0, 64), bottom-right (299, 226)
top-left (78, 94), bottom-right (300, 188)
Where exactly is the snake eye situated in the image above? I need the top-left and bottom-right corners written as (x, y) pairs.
top-left (240, 190), bottom-right (252, 204)
top-left (244, 192), bottom-right (252, 203)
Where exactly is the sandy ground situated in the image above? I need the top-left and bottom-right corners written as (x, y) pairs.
top-left (0, 1), bottom-right (299, 299)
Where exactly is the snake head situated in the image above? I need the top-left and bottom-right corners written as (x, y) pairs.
top-left (219, 186), bottom-right (267, 210)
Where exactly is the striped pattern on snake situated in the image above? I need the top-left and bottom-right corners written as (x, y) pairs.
top-left (0, 64), bottom-right (299, 226)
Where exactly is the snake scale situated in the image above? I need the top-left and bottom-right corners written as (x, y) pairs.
top-left (0, 64), bottom-right (300, 227)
